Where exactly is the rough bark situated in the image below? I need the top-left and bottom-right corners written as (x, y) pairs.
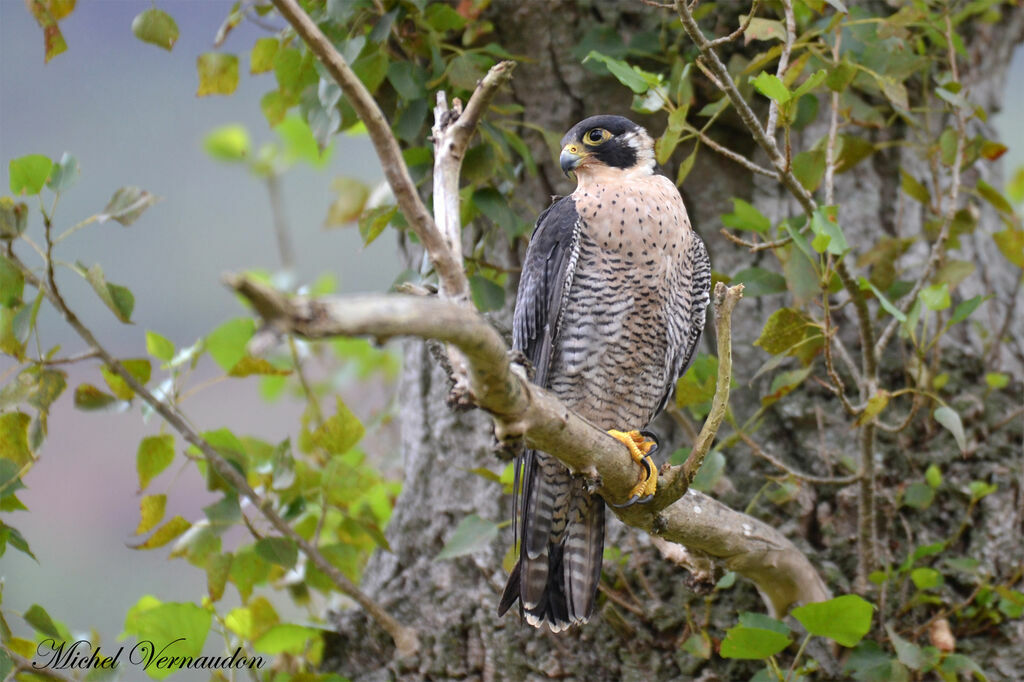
top-left (324, 2), bottom-right (1024, 679)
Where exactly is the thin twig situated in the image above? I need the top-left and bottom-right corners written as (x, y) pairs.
top-left (652, 283), bottom-right (744, 511)
top-left (689, 126), bottom-right (777, 177)
top-left (708, 0), bottom-right (763, 47)
top-left (765, 0), bottom-right (795, 135)
top-left (874, 12), bottom-right (967, 359)
top-left (10, 253), bottom-right (420, 657)
top-left (740, 432), bottom-right (859, 485)
top-left (720, 228), bottom-right (793, 252)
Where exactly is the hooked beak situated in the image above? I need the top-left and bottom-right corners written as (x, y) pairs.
top-left (559, 143), bottom-right (588, 177)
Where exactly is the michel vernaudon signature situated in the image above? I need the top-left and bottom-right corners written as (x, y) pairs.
top-left (34, 639), bottom-right (267, 672)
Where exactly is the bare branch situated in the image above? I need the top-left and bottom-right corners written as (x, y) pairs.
top-left (740, 432), bottom-right (859, 485)
top-left (270, 0), bottom-right (468, 302)
top-left (690, 127), bottom-right (777, 178)
top-left (227, 276), bottom-right (830, 615)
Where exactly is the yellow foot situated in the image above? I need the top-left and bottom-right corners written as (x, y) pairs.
top-left (606, 429), bottom-right (658, 507)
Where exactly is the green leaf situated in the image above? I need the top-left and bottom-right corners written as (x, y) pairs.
top-left (131, 516), bottom-right (191, 550)
top-left (250, 37), bottom-right (279, 74)
top-left (0, 255), bottom-right (24, 306)
top-left (310, 397), bottom-right (365, 455)
top-left (732, 267), bottom-right (787, 297)
top-left (675, 353), bottom-right (718, 411)
top-left (933, 406), bottom-right (966, 454)
top-left (98, 186), bottom-right (161, 226)
top-left (131, 8), bottom-right (179, 51)
top-left (919, 283), bottom-right (950, 311)
top-left (792, 150), bottom-right (826, 192)
top-left (855, 390), bottom-right (890, 426)
top-left (424, 3), bottom-right (466, 31)
top-left (826, 60), bottom-right (857, 92)
top-left (858, 277), bottom-right (906, 323)
top-left (0, 198), bottom-right (29, 239)
top-left (900, 169), bottom-right (930, 204)
top-left (203, 124), bottom-right (250, 162)
top-left (1007, 165), bottom-right (1024, 204)
top-left (253, 624), bottom-right (321, 655)
top-left (682, 631), bottom-right (712, 659)
top-left (436, 514), bottom-right (500, 560)
top-left (739, 612), bottom-right (791, 636)
top-left (325, 177), bottom-right (370, 226)
top-left (9, 155), bottom-right (52, 196)
top-left (985, 372), bottom-right (1009, 389)
top-left (227, 356), bottom-right (291, 377)
top-left (46, 152), bottom-right (79, 193)
top-left (844, 641), bottom-right (902, 681)
top-left (969, 480), bottom-right (997, 501)
top-left (358, 205), bottom-right (396, 246)
top-left (137, 435), bottom-right (175, 491)
top-left (197, 52), bottom-right (239, 96)
top-left (0, 412), bottom-right (32, 466)
top-left (754, 308), bottom-right (810, 354)
top-left (206, 317), bottom-right (255, 372)
top-left (903, 482), bottom-right (934, 510)
top-left (792, 69), bottom-right (827, 99)
top-left (910, 567), bottom-right (943, 590)
top-left (254, 537), bottom-right (298, 568)
top-left (751, 72), bottom-right (791, 104)
top-left (925, 464), bottom-right (942, 488)
top-left (583, 51), bottom-right (651, 94)
top-left (101, 359), bottom-right (151, 401)
top-left (993, 227), bottom-right (1024, 268)
top-left (469, 274), bottom-right (505, 312)
top-left (23, 604), bottom-right (60, 638)
top-left (145, 330), bottom-right (175, 362)
top-left (792, 595), bottom-right (874, 647)
top-left (275, 115), bottom-right (330, 167)
top-left (122, 599), bottom-right (211, 681)
top-left (834, 135), bottom-right (876, 173)
top-left (73, 384), bottom-right (119, 411)
top-left (886, 626), bottom-right (927, 671)
top-left (135, 494), bottom-right (167, 535)
top-left (473, 188), bottom-right (525, 237)
top-left (740, 16), bottom-right (786, 42)
top-left (719, 625), bottom-right (792, 659)
top-left (721, 198), bottom-right (770, 233)
top-left (676, 147), bottom-right (698, 185)
top-left (206, 553), bottom-right (232, 602)
top-left (810, 206), bottom-right (848, 255)
top-left (977, 179), bottom-right (1014, 216)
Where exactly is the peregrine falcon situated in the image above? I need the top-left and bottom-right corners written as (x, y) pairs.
top-left (497, 115), bottom-right (711, 632)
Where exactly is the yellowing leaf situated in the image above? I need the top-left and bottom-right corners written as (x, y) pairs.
top-left (197, 52), bottom-right (239, 96)
top-left (855, 390), bottom-right (890, 426)
top-left (0, 411), bottom-right (33, 466)
top-left (309, 398), bottom-right (365, 454)
top-left (135, 494), bottom-right (167, 535)
top-left (131, 516), bottom-right (191, 550)
top-left (137, 434), bottom-right (175, 490)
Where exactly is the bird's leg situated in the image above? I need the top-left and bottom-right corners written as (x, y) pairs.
top-left (606, 429), bottom-right (659, 507)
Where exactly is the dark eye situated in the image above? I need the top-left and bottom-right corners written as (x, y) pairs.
top-left (587, 129), bottom-right (605, 143)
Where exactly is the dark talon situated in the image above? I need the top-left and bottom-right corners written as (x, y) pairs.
top-left (640, 429), bottom-right (660, 456)
top-left (608, 452), bottom-right (657, 508)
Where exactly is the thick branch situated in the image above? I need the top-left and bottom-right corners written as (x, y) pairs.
top-left (270, 0), bottom-right (468, 302)
top-left (227, 276), bottom-right (830, 615)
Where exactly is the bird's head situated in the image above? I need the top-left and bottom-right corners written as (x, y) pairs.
top-left (559, 115), bottom-right (656, 178)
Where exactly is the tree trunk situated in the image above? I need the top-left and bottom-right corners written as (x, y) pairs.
top-left (325, 3), bottom-right (1024, 679)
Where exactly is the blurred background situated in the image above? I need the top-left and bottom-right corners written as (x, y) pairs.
top-left (1, 0), bottom-right (1022, 671)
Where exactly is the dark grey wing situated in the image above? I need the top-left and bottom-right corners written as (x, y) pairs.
top-left (512, 196), bottom-right (581, 384)
top-left (499, 196), bottom-right (582, 624)
top-left (652, 232), bottom-right (712, 419)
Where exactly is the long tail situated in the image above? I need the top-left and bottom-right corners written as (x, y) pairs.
top-left (498, 449), bottom-right (605, 632)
